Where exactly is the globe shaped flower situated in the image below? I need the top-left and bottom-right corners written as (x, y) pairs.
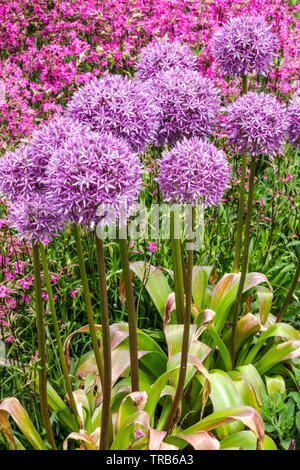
top-left (225, 92), bottom-right (288, 156)
top-left (66, 73), bottom-right (161, 153)
top-left (46, 131), bottom-right (144, 228)
top-left (8, 193), bottom-right (66, 244)
top-left (287, 98), bottom-right (300, 149)
top-left (147, 67), bottom-right (221, 146)
top-left (135, 39), bottom-right (198, 81)
top-left (157, 137), bottom-right (230, 206)
top-left (0, 117), bottom-right (88, 201)
top-left (211, 16), bottom-right (276, 77)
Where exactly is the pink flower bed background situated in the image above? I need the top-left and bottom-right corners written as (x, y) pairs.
top-left (0, 0), bottom-right (299, 151)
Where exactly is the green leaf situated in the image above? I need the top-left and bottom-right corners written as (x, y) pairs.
top-left (220, 430), bottom-right (277, 450)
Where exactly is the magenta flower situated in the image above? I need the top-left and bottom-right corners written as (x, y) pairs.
top-left (46, 131), bottom-right (143, 228)
top-left (225, 92), bottom-right (288, 156)
top-left (66, 73), bottom-right (161, 153)
top-left (146, 67), bottom-right (221, 146)
top-left (287, 98), bottom-right (300, 149)
top-left (158, 137), bottom-right (230, 206)
top-left (212, 16), bottom-right (276, 76)
top-left (135, 39), bottom-right (198, 81)
top-left (146, 242), bottom-right (158, 253)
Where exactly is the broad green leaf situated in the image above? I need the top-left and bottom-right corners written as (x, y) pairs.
top-left (115, 391), bottom-right (148, 434)
top-left (265, 375), bottom-right (286, 399)
top-left (245, 323), bottom-right (300, 364)
top-left (192, 266), bottom-right (215, 311)
top-left (220, 430), bottom-right (277, 450)
top-left (236, 365), bottom-right (266, 407)
top-left (223, 313), bottom-right (260, 354)
top-left (177, 406), bottom-right (265, 449)
top-left (256, 286), bottom-right (273, 325)
top-left (205, 325), bottom-right (232, 371)
top-left (0, 410), bottom-right (17, 450)
top-left (166, 431), bottom-right (220, 450)
top-left (255, 341), bottom-right (300, 375)
top-left (110, 410), bottom-right (150, 450)
top-left (0, 398), bottom-right (47, 450)
top-left (209, 371), bottom-right (244, 438)
top-left (130, 261), bottom-right (172, 317)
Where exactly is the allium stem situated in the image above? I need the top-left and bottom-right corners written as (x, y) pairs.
top-left (233, 75), bottom-right (247, 273)
top-left (32, 243), bottom-right (57, 450)
top-left (276, 255), bottom-right (300, 323)
top-left (73, 224), bottom-right (104, 387)
top-left (119, 236), bottom-right (139, 392)
top-left (231, 155), bottom-right (256, 365)
top-left (170, 211), bottom-right (185, 324)
top-left (39, 243), bottom-right (79, 426)
top-left (164, 210), bottom-right (194, 434)
top-left (95, 235), bottom-right (112, 450)
top-left (233, 153), bottom-right (247, 273)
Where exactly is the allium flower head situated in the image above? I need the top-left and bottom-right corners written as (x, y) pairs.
top-left (147, 67), bottom-right (221, 146)
top-left (226, 92), bottom-right (288, 156)
top-left (212, 16), bottom-right (276, 76)
top-left (46, 131), bottom-right (143, 228)
top-left (0, 117), bottom-right (88, 201)
top-left (8, 193), bottom-right (65, 244)
top-left (66, 73), bottom-right (161, 153)
top-left (287, 98), bottom-right (300, 149)
top-left (135, 39), bottom-right (198, 81)
top-left (157, 137), bottom-right (230, 206)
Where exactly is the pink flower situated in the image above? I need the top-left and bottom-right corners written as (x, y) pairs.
top-left (42, 292), bottom-right (48, 300)
top-left (70, 288), bottom-right (80, 298)
top-left (20, 279), bottom-right (30, 290)
top-left (146, 242), bottom-right (158, 253)
top-left (22, 295), bottom-right (30, 304)
top-left (50, 274), bottom-right (60, 284)
top-left (0, 285), bottom-right (10, 298)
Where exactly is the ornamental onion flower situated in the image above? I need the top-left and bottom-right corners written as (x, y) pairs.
top-left (135, 39), bottom-right (198, 81)
top-left (147, 67), bottom-right (221, 146)
top-left (46, 131), bottom-right (143, 228)
top-left (287, 97), bottom-right (300, 149)
top-left (212, 16), bottom-right (276, 77)
top-left (0, 117), bottom-right (88, 201)
top-left (8, 193), bottom-right (65, 244)
top-left (157, 137), bottom-right (230, 206)
top-left (66, 73), bottom-right (161, 153)
top-left (225, 92), bottom-right (288, 156)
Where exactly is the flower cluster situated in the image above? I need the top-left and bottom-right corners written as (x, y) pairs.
top-left (158, 137), bottom-right (230, 206)
top-left (8, 193), bottom-right (65, 244)
top-left (211, 16), bottom-right (277, 77)
top-left (225, 92), bottom-right (288, 155)
top-left (66, 73), bottom-right (161, 152)
top-left (146, 67), bottom-right (221, 146)
top-left (135, 39), bottom-right (198, 81)
top-left (287, 98), bottom-right (300, 150)
top-left (46, 131), bottom-right (144, 228)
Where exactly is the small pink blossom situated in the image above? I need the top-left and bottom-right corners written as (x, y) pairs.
top-left (146, 242), bottom-right (158, 253)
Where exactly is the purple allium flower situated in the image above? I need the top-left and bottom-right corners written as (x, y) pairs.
top-left (46, 131), bottom-right (143, 228)
top-left (8, 193), bottom-right (65, 244)
top-left (157, 137), bottom-right (230, 206)
top-left (135, 39), bottom-right (198, 81)
top-left (147, 67), bottom-right (221, 146)
top-left (225, 92), bottom-right (288, 156)
top-left (0, 117), bottom-right (88, 201)
top-left (66, 73), bottom-right (161, 153)
top-left (212, 16), bottom-right (276, 77)
top-left (287, 98), bottom-right (300, 149)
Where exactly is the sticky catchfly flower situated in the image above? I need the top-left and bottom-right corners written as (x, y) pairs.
top-left (287, 98), bottom-right (300, 150)
top-left (46, 131), bottom-right (143, 228)
top-left (158, 137), bottom-right (230, 206)
top-left (66, 73), bottom-right (161, 153)
top-left (147, 67), bottom-right (221, 146)
top-left (225, 92), bottom-right (288, 155)
top-left (135, 39), bottom-right (198, 81)
top-left (212, 16), bottom-right (276, 76)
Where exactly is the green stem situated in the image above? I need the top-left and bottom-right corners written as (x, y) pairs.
top-left (119, 236), bottom-right (139, 392)
top-left (95, 236), bottom-right (112, 450)
top-left (164, 210), bottom-right (195, 434)
top-left (231, 155), bottom-right (256, 365)
top-left (32, 243), bottom-right (57, 450)
top-left (171, 211), bottom-right (185, 324)
top-left (242, 74), bottom-right (248, 95)
top-left (39, 243), bottom-right (79, 425)
top-left (276, 255), bottom-right (300, 323)
top-left (73, 224), bottom-right (104, 388)
top-left (233, 153), bottom-right (247, 273)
